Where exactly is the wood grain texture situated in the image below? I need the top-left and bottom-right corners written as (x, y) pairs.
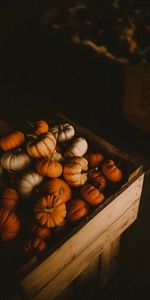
top-left (31, 198), bottom-right (140, 300)
top-left (99, 237), bottom-right (120, 287)
top-left (21, 174), bottom-right (144, 298)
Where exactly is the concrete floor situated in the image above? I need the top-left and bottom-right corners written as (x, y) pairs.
top-left (1, 31), bottom-right (150, 299)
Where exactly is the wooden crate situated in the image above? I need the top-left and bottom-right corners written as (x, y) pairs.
top-left (0, 114), bottom-right (145, 300)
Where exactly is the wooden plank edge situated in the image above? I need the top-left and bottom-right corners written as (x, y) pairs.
top-left (20, 174), bottom-right (144, 297)
top-left (31, 198), bottom-right (140, 300)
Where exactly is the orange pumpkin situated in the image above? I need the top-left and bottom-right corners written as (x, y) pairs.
top-left (34, 120), bottom-right (49, 136)
top-left (34, 194), bottom-right (67, 228)
top-left (63, 156), bottom-right (88, 187)
top-left (86, 152), bottom-right (104, 168)
top-left (30, 223), bottom-right (51, 240)
top-left (1, 188), bottom-right (19, 211)
top-left (43, 178), bottom-right (72, 203)
top-left (81, 184), bottom-right (105, 206)
top-left (89, 170), bottom-right (106, 191)
top-left (67, 198), bottom-right (89, 222)
top-left (0, 131), bottom-right (25, 152)
top-left (0, 208), bottom-right (20, 241)
top-left (36, 158), bottom-right (62, 178)
top-left (26, 132), bottom-right (56, 158)
top-left (24, 237), bottom-right (46, 254)
top-left (102, 160), bottom-right (123, 182)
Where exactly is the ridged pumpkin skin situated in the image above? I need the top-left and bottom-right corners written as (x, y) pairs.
top-left (102, 160), bottom-right (123, 182)
top-left (36, 158), bottom-right (62, 178)
top-left (49, 123), bottom-right (75, 143)
top-left (63, 156), bottom-right (88, 187)
top-left (0, 131), bottom-right (25, 152)
top-left (89, 170), bottom-right (107, 191)
top-left (0, 208), bottom-right (20, 241)
top-left (34, 120), bottom-right (49, 136)
top-left (26, 132), bottom-right (56, 158)
top-left (86, 152), bottom-right (104, 168)
top-left (24, 237), bottom-right (46, 254)
top-left (30, 223), bottom-right (51, 240)
top-left (1, 188), bottom-right (19, 211)
top-left (17, 171), bottom-right (43, 198)
top-left (67, 198), bottom-right (89, 222)
top-left (43, 178), bottom-right (72, 203)
top-left (1, 150), bottom-right (31, 172)
top-left (64, 137), bottom-right (88, 157)
top-left (34, 194), bottom-right (67, 228)
top-left (81, 184), bottom-right (105, 206)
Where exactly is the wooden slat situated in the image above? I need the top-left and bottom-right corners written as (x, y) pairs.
top-left (99, 237), bottom-right (120, 287)
top-left (21, 174), bottom-right (144, 298)
top-left (31, 197), bottom-right (140, 300)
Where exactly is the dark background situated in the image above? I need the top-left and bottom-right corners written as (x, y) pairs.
top-left (0, 1), bottom-right (150, 299)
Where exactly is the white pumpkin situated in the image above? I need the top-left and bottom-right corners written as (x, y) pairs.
top-left (64, 137), bottom-right (88, 157)
top-left (1, 150), bottom-right (31, 173)
top-left (17, 171), bottom-right (43, 198)
top-left (49, 123), bottom-right (75, 143)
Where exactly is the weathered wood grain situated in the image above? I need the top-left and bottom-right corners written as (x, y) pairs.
top-left (99, 237), bottom-right (120, 287)
top-left (21, 174), bottom-right (144, 298)
top-left (31, 197), bottom-right (140, 300)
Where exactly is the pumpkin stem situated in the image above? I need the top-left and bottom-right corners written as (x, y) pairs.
top-left (26, 121), bottom-right (35, 129)
top-left (98, 184), bottom-right (103, 192)
top-left (59, 124), bottom-right (64, 131)
top-left (44, 207), bottom-right (53, 213)
top-left (82, 167), bottom-right (98, 174)
top-left (59, 187), bottom-right (65, 196)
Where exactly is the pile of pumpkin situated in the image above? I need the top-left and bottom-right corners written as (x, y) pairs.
top-left (0, 120), bottom-right (123, 255)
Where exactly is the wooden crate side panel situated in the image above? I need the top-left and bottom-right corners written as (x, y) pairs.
top-left (21, 174), bottom-right (144, 298)
top-left (31, 198), bottom-right (140, 300)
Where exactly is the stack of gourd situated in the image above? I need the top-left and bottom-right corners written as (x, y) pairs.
top-left (0, 120), bottom-right (123, 254)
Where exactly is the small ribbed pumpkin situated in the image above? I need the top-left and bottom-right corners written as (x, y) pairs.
top-left (63, 156), bottom-right (88, 187)
top-left (1, 188), bottom-right (19, 211)
top-left (36, 158), bottom-right (62, 178)
top-left (1, 149), bottom-right (31, 173)
top-left (89, 170), bottom-right (107, 191)
top-left (34, 120), bottom-right (49, 136)
top-left (17, 171), bottom-right (43, 198)
top-left (26, 132), bottom-right (56, 158)
top-left (0, 208), bottom-right (20, 241)
top-left (24, 237), bottom-right (46, 254)
top-left (81, 184), bottom-right (105, 206)
top-left (34, 194), bottom-right (67, 228)
top-left (42, 178), bottom-right (71, 203)
top-left (67, 198), bottom-right (90, 222)
top-left (30, 223), bottom-right (52, 240)
top-left (85, 152), bottom-right (104, 168)
top-left (102, 160), bottom-right (123, 182)
top-left (0, 131), bottom-right (25, 152)
top-left (49, 123), bottom-right (75, 143)
top-left (64, 137), bottom-right (88, 157)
